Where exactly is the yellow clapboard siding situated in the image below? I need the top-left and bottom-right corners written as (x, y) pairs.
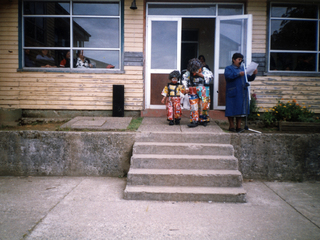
top-left (0, 0), bottom-right (144, 112)
top-left (251, 74), bottom-right (320, 113)
top-left (0, 59), bottom-right (18, 64)
top-left (18, 82), bottom-right (144, 88)
top-left (0, 78), bottom-right (144, 84)
top-left (0, 88), bottom-right (143, 94)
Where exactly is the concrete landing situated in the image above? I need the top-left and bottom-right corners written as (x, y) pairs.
top-left (137, 117), bottom-right (224, 133)
top-left (1, 177), bottom-right (319, 239)
top-left (60, 116), bottom-right (132, 130)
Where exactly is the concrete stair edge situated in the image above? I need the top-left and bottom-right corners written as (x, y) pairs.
top-left (124, 185), bottom-right (246, 202)
top-left (126, 169), bottom-right (243, 187)
top-left (135, 132), bottom-right (231, 143)
top-left (130, 154), bottom-right (238, 170)
top-left (133, 143), bottom-right (234, 156)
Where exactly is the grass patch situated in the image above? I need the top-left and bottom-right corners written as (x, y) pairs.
top-left (127, 117), bottom-right (143, 131)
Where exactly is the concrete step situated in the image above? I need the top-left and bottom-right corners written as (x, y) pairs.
top-left (124, 185), bottom-right (246, 202)
top-left (133, 142), bottom-right (234, 156)
top-left (126, 169), bottom-right (243, 187)
top-left (131, 154), bottom-right (238, 170)
top-left (136, 132), bottom-right (230, 144)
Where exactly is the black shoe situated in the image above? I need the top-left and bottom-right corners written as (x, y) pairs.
top-left (199, 121), bottom-right (207, 126)
top-left (169, 120), bottom-right (174, 125)
top-left (229, 128), bottom-right (236, 132)
top-left (236, 128), bottom-right (243, 132)
top-left (188, 122), bottom-right (198, 128)
top-left (175, 119), bottom-right (180, 125)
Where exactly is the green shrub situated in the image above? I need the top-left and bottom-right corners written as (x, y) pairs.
top-left (248, 93), bottom-right (259, 120)
top-left (261, 99), bottom-right (316, 126)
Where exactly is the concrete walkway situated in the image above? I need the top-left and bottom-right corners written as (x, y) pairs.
top-left (0, 176), bottom-right (319, 239)
top-left (1, 118), bottom-right (320, 239)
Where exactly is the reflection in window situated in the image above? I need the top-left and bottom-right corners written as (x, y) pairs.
top-left (22, 0), bottom-right (121, 70)
top-left (270, 4), bottom-right (317, 18)
top-left (151, 21), bottom-right (177, 69)
top-left (73, 2), bottom-right (119, 16)
top-left (269, 3), bottom-right (320, 72)
top-left (270, 53), bottom-right (316, 71)
top-left (148, 4), bottom-right (216, 16)
top-left (24, 17), bottom-right (70, 47)
top-left (73, 18), bottom-right (119, 48)
top-left (270, 20), bottom-right (316, 51)
top-left (24, 1), bottom-right (70, 15)
top-left (218, 4), bottom-right (243, 16)
top-left (73, 50), bottom-right (117, 69)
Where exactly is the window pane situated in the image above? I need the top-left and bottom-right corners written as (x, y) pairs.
top-left (73, 18), bottom-right (119, 48)
top-left (270, 53), bottom-right (316, 71)
top-left (24, 1), bottom-right (70, 15)
top-left (58, 50), bottom-right (71, 68)
top-left (73, 2), bottom-right (119, 16)
top-left (270, 20), bottom-right (317, 50)
top-left (218, 4), bottom-right (243, 16)
top-left (29, 49), bottom-right (59, 67)
top-left (148, 4), bottom-right (216, 16)
top-left (23, 49), bottom-right (37, 67)
top-left (271, 4), bottom-right (317, 18)
top-left (151, 21), bottom-right (177, 69)
top-left (219, 19), bottom-right (247, 69)
top-left (73, 50), bottom-right (118, 69)
top-left (24, 17), bottom-right (70, 47)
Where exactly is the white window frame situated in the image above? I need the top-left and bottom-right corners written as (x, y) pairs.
top-left (20, 0), bottom-right (123, 73)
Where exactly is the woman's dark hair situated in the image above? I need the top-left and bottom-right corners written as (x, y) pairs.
top-left (232, 53), bottom-right (244, 60)
top-left (169, 70), bottom-right (181, 80)
top-left (198, 55), bottom-right (205, 62)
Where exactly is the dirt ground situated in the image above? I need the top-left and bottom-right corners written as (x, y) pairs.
top-left (0, 120), bottom-right (317, 134)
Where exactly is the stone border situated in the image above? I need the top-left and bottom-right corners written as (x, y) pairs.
top-left (0, 131), bottom-right (319, 181)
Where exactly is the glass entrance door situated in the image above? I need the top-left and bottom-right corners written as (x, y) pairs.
top-left (145, 17), bottom-right (181, 109)
top-left (214, 15), bottom-right (252, 110)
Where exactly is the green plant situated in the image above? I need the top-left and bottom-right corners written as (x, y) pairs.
top-left (261, 99), bottom-right (315, 126)
top-left (248, 93), bottom-right (259, 120)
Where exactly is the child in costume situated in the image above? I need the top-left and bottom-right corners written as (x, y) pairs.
top-left (161, 70), bottom-right (185, 125)
top-left (182, 58), bottom-right (213, 127)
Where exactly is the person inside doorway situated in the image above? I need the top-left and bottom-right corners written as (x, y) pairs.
top-left (198, 55), bottom-right (211, 71)
top-left (182, 58), bottom-right (213, 127)
top-left (224, 53), bottom-right (258, 132)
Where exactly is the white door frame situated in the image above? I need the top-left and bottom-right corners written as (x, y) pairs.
top-left (214, 14), bottom-right (252, 110)
top-left (145, 14), bottom-right (252, 110)
top-left (145, 17), bottom-right (182, 109)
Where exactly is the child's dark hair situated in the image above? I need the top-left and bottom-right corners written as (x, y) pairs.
top-left (169, 70), bottom-right (181, 80)
top-left (187, 58), bottom-right (201, 74)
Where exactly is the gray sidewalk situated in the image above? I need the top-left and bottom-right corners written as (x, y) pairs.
top-left (0, 176), bottom-right (319, 240)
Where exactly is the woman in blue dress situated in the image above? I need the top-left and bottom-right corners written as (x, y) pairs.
top-left (224, 53), bottom-right (257, 132)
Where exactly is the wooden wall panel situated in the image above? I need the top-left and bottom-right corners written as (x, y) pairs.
top-left (251, 77), bottom-right (320, 113)
top-left (124, 0), bottom-right (144, 52)
top-left (247, 0), bottom-right (267, 54)
top-left (1, 0), bottom-right (320, 115)
top-left (0, 0), bottom-right (144, 111)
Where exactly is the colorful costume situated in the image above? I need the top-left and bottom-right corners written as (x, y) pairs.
top-left (182, 67), bottom-right (213, 124)
top-left (161, 83), bottom-right (185, 122)
top-left (224, 64), bottom-right (256, 117)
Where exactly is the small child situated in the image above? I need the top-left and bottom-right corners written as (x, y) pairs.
top-left (161, 70), bottom-right (185, 125)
